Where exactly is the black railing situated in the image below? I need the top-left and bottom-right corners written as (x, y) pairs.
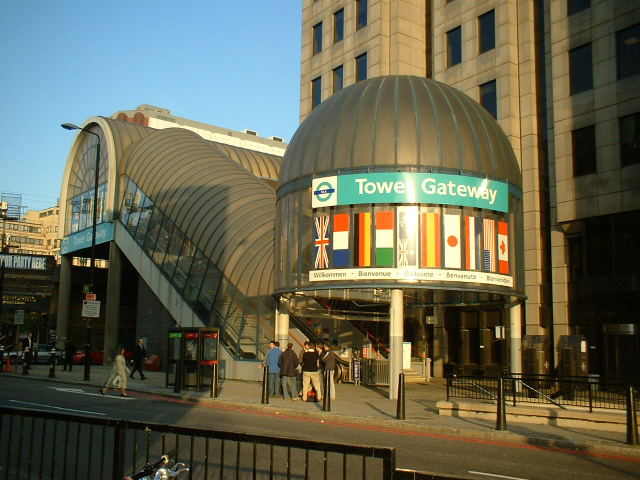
top-left (1, 406), bottom-right (397, 480)
top-left (446, 374), bottom-right (640, 412)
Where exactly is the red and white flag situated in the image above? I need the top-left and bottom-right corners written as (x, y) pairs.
top-left (443, 214), bottom-right (461, 269)
top-left (482, 218), bottom-right (496, 272)
top-left (498, 221), bottom-right (509, 274)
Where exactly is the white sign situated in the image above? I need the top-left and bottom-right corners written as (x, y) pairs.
top-left (82, 300), bottom-right (101, 318)
top-left (402, 342), bottom-right (412, 370)
top-left (309, 267), bottom-right (513, 288)
top-left (14, 310), bottom-right (24, 325)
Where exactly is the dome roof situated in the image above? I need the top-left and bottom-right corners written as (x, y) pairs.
top-left (279, 76), bottom-right (521, 189)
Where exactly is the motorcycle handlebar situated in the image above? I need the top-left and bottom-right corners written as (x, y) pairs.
top-left (124, 449), bottom-right (178, 480)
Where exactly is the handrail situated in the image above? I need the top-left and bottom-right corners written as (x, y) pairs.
top-left (515, 379), bottom-right (567, 410)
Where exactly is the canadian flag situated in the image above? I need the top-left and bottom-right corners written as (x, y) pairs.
top-left (498, 221), bottom-right (509, 274)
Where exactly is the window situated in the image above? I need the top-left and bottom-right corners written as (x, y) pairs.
top-left (313, 22), bottom-right (323, 55)
top-left (447, 26), bottom-right (462, 67)
top-left (479, 80), bottom-right (497, 119)
top-left (479, 10), bottom-right (495, 53)
top-left (620, 112), bottom-right (640, 166)
top-left (616, 24), bottom-right (640, 80)
top-left (334, 9), bottom-right (344, 44)
top-left (312, 76), bottom-right (322, 109)
top-left (569, 44), bottom-right (592, 95)
top-left (356, 0), bottom-right (367, 30)
top-left (333, 65), bottom-right (344, 93)
top-left (356, 53), bottom-right (367, 82)
top-left (572, 125), bottom-right (596, 176)
top-left (567, 0), bottom-right (590, 15)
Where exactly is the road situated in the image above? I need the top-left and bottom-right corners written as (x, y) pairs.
top-left (1, 377), bottom-right (639, 480)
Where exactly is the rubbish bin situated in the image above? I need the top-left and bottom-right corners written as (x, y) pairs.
top-left (144, 355), bottom-right (161, 372)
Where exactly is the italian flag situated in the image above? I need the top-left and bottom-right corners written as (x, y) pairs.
top-left (375, 211), bottom-right (394, 267)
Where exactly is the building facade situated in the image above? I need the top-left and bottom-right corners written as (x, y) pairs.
top-left (300, 0), bottom-right (640, 379)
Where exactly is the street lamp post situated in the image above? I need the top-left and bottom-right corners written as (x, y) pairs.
top-left (61, 123), bottom-right (101, 381)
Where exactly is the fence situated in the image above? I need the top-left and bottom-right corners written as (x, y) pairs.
top-left (446, 374), bottom-right (640, 412)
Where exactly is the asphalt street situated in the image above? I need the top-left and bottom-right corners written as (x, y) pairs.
top-left (1, 373), bottom-right (639, 480)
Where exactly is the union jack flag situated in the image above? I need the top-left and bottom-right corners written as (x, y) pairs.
top-left (398, 238), bottom-right (409, 267)
top-left (314, 215), bottom-right (330, 269)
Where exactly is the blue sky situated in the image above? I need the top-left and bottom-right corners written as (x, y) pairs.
top-left (0, 1), bottom-right (302, 211)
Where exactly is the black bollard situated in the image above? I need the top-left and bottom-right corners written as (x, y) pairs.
top-left (626, 386), bottom-right (639, 446)
top-left (210, 362), bottom-right (219, 398)
top-left (396, 373), bottom-right (406, 420)
top-left (22, 354), bottom-right (29, 375)
top-left (322, 370), bottom-right (331, 412)
top-left (496, 377), bottom-right (507, 431)
top-left (49, 351), bottom-right (57, 378)
top-left (173, 361), bottom-right (181, 394)
top-left (261, 366), bottom-right (269, 404)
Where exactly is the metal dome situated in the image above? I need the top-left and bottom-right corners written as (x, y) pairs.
top-left (279, 76), bottom-right (521, 189)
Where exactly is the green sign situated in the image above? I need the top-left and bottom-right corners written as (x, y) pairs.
top-left (169, 332), bottom-right (183, 339)
top-left (312, 172), bottom-right (509, 213)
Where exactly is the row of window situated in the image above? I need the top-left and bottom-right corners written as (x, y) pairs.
top-left (38, 208), bottom-right (59, 218)
top-left (8, 236), bottom-right (44, 245)
top-left (4, 223), bottom-right (42, 233)
top-left (311, 52), bottom-right (367, 109)
top-left (572, 111), bottom-right (640, 176)
top-left (446, 10), bottom-right (495, 68)
top-left (446, 0), bottom-right (589, 17)
top-left (569, 24), bottom-right (640, 96)
top-left (312, 0), bottom-right (367, 56)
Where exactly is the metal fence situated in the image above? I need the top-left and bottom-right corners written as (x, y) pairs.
top-left (446, 374), bottom-right (640, 412)
top-left (0, 406), bottom-right (396, 480)
top-left (361, 358), bottom-right (390, 386)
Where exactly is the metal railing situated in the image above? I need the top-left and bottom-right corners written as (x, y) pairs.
top-left (446, 374), bottom-right (640, 412)
top-left (1, 406), bottom-right (397, 480)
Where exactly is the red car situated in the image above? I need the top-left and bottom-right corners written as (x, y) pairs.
top-left (73, 349), bottom-right (133, 365)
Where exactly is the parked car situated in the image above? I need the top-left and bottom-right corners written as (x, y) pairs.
top-left (6, 344), bottom-right (60, 365)
top-left (73, 349), bottom-right (133, 365)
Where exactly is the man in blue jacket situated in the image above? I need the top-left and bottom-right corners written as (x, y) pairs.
top-left (261, 340), bottom-right (282, 397)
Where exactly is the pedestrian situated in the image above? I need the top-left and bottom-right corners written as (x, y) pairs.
top-left (260, 340), bottom-right (282, 397)
top-left (63, 340), bottom-right (76, 372)
top-left (101, 345), bottom-right (130, 397)
top-left (130, 337), bottom-right (147, 380)
top-left (278, 342), bottom-right (299, 401)
top-left (21, 333), bottom-right (34, 370)
top-left (321, 343), bottom-right (338, 400)
top-left (297, 341), bottom-right (310, 398)
top-left (301, 343), bottom-right (322, 402)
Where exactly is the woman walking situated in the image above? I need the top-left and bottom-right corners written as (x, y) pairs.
top-left (100, 346), bottom-right (131, 397)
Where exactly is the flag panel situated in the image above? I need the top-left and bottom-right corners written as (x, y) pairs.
top-left (375, 211), bottom-right (394, 267)
top-left (397, 207), bottom-right (418, 267)
top-left (483, 218), bottom-right (496, 272)
top-left (498, 221), bottom-right (509, 274)
top-left (333, 213), bottom-right (350, 267)
top-left (421, 212), bottom-right (440, 268)
top-left (443, 213), bottom-right (461, 269)
top-left (314, 215), bottom-right (330, 269)
top-left (353, 212), bottom-right (371, 267)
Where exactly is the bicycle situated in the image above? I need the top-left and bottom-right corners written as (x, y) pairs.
top-left (124, 449), bottom-right (189, 480)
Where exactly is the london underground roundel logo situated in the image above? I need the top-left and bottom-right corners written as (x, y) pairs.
top-left (312, 176), bottom-right (338, 208)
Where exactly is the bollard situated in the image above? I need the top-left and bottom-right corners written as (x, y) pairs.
top-left (322, 370), bottom-right (331, 412)
top-left (261, 366), bottom-right (269, 404)
top-left (173, 361), bottom-right (181, 394)
top-left (0, 348), bottom-right (4, 372)
top-left (496, 377), bottom-right (507, 431)
top-left (22, 353), bottom-right (29, 375)
top-left (49, 351), bottom-right (57, 378)
top-left (626, 386), bottom-right (639, 446)
top-left (210, 363), bottom-right (219, 398)
top-left (396, 373), bottom-right (406, 420)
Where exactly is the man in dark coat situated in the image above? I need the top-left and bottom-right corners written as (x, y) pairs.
top-left (130, 337), bottom-right (146, 380)
top-left (278, 343), bottom-right (299, 400)
top-left (321, 343), bottom-right (337, 400)
top-left (63, 340), bottom-right (76, 371)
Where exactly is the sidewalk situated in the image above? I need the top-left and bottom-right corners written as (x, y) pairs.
top-left (4, 362), bottom-right (640, 458)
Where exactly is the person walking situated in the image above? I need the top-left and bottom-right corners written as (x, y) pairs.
top-left (301, 343), bottom-right (322, 402)
top-left (278, 343), bottom-right (299, 401)
top-left (63, 340), bottom-right (76, 371)
top-left (260, 340), bottom-right (282, 398)
top-left (320, 343), bottom-right (337, 400)
top-left (21, 333), bottom-right (34, 371)
top-left (130, 337), bottom-right (147, 380)
top-left (101, 346), bottom-right (130, 397)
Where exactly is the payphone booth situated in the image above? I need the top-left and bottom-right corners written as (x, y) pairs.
top-left (166, 327), bottom-right (219, 390)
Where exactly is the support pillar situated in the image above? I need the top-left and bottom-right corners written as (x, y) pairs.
top-left (104, 242), bottom-right (121, 365)
top-left (389, 288), bottom-right (404, 400)
top-left (56, 255), bottom-right (72, 350)
top-left (510, 303), bottom-right (522, 375)
top-left (275, 297), bottom-right (289, 347)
